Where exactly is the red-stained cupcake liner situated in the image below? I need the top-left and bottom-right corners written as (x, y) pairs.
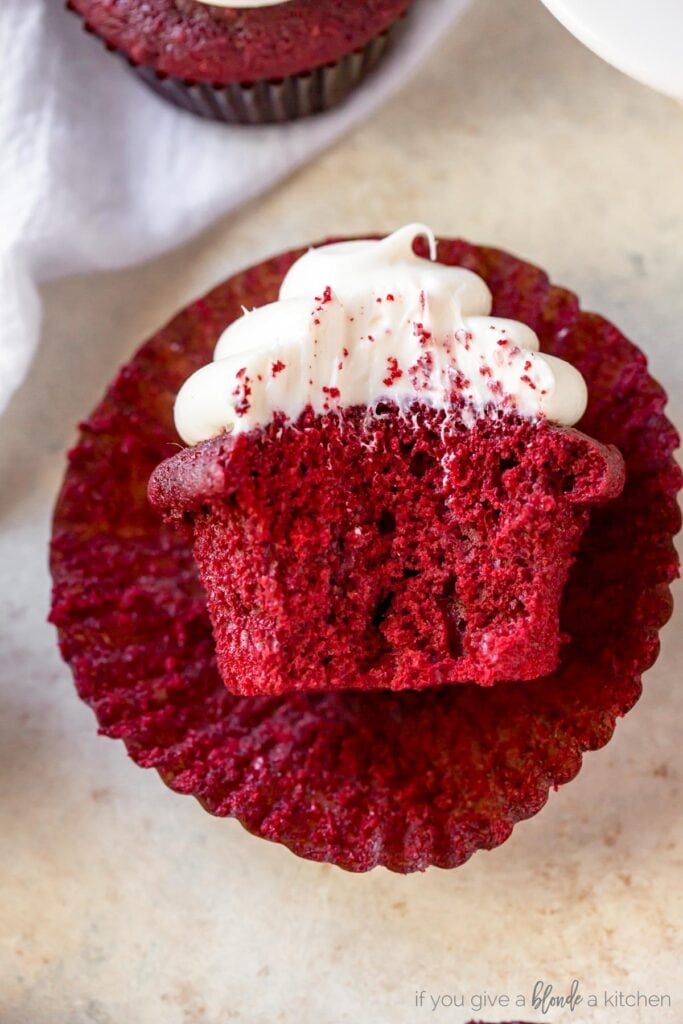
top-left (49, 239), bottom-right (681, 873)
top-left (67, 2), bottom-right (403, 124)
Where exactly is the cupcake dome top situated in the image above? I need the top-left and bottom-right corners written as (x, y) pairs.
top-left (68, 0), bottom-right (414, 83)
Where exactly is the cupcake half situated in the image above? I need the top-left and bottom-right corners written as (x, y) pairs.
top-left (50, 233), bottom-right (679, 872)
top-left (149, 226), bottom-right (625, 696)
top-left (66, 0), bottom-right (415, 123)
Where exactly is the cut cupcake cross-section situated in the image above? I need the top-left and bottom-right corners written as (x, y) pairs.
top-left (148, 225), bottom-right (624, 695)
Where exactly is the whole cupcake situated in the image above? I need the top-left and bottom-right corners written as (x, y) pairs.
top-left (66, 0), bottom-right (415, 123)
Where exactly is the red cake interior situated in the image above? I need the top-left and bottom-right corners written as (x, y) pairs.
top-left (150, 406), bottom-right (624, 695)
top-left (49, 239), bottom-right (680, 873)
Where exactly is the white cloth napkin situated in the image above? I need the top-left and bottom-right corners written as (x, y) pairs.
top-left (0, 0), bottom-right (471, 416)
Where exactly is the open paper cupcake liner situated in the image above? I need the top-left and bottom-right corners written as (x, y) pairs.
top-left (49, 239), bottom-right (681, 873)
top-left (67, 2), bottom-right (402, 124)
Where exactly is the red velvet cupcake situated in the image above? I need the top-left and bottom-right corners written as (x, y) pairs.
top-left (148, 225), bottom-right (625, 696)
top-left (66, 0), bottom-right (414, 123)
top-left (49, 230), bottom-right (680, 872)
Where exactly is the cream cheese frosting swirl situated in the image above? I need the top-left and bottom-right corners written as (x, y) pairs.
top-left (174, 225), bottom-right (587, 446)
top-left (195, 1), bottom-right (292, 8)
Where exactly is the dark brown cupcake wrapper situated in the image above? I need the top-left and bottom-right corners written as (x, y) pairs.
top-left (67, 2), bottom-right (403, 124)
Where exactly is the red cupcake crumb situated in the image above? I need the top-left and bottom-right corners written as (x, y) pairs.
top-left (149, 406), bottom-right (623, 695)
top-left (49, 239), bottom-right (681, 873)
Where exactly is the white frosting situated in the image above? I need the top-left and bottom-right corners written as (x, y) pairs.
top-left (174, 224), bottom-right (588, 446)
top-left (195, 1), bottom-right (291, 8)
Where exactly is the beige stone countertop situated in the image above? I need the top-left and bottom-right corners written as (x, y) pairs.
top-left (1, 1), bottom-right (681, 1022)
